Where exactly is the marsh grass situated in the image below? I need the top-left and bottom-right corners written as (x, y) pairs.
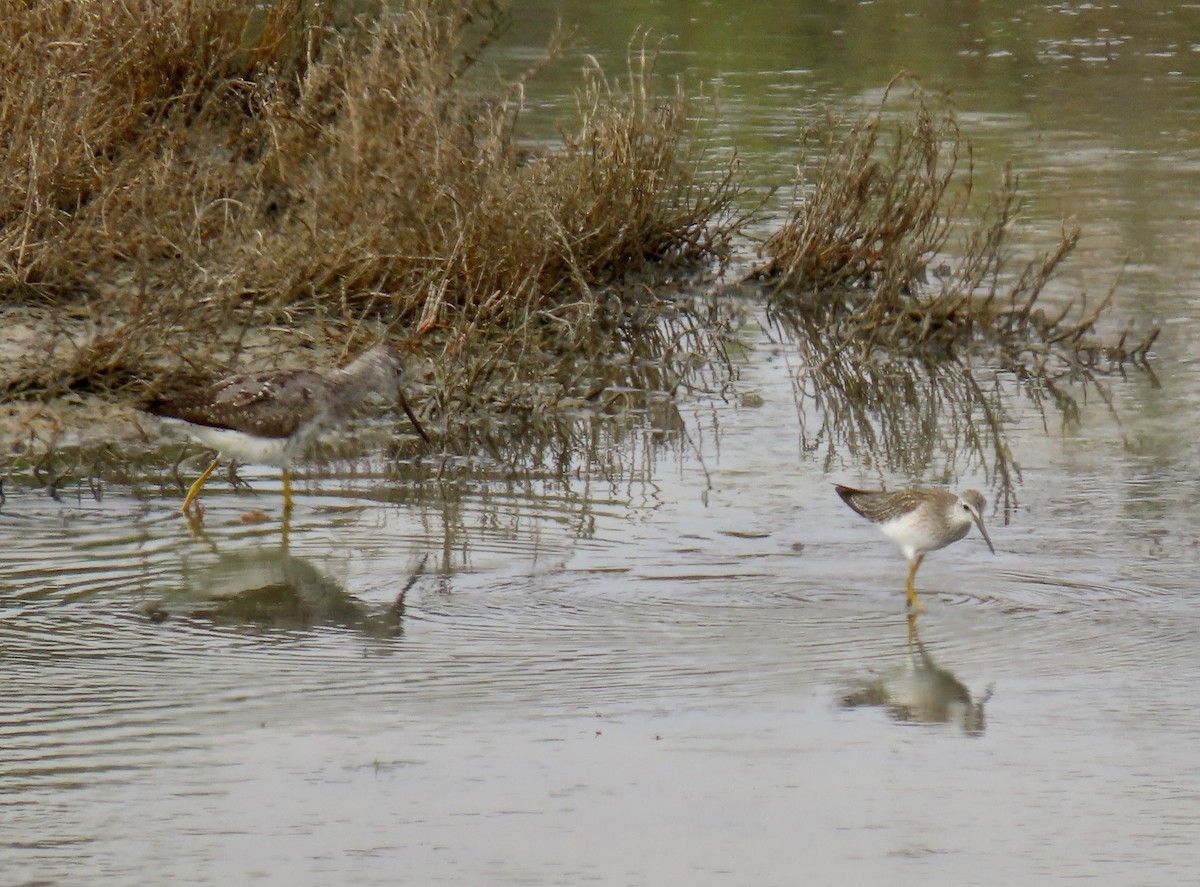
top-left (749, 81), bottom-right (1157, 503)
top-left (754, 83), bottom-right (962, 296)
top-left (0, 0), bottom-right (747, 408)
top-left (0, 5), bottom-right (1159, 501)
top-left (753, 80), bottom-right (1158, 373)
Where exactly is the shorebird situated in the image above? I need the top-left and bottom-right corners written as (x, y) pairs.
top-left (835, 484), bottom-right (995, 611)
top-left (139, 344), bottom-right (428, 516)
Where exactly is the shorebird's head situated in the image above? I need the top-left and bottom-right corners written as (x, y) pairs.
top-left (346, 344), bottom-right (430, 444)
top-left (957, 490), bottom-right (995, 554)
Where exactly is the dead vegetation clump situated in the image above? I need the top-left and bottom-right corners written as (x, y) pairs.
top-left (0, 0), bottom-right (747, 411)
top-left (751, 80), bottom-right (1158, 375)
top-left (753, 84), bottom-right (961, 297)
top-left (0, 5), bottom-right (1162, 503)
top-left (749, 80), bottom-right (1158, 504)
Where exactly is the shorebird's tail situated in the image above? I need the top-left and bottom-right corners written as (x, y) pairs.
top-left (834, 484), bottom-right (870, 518)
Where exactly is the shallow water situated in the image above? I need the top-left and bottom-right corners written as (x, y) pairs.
top-left (6, 2), bottom-right (1200, 885)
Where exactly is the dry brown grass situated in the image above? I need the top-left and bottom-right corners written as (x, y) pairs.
top-left (751, 80), bottom-right (1157, 373)
top-left (754, 79), bottom-right (962, 296)
top-left (0, 6), bottom-right (1160, 503)
top-left (0, 0), bottom-right (747, 406)
top-left (750, 80), bottom-right (1158, 507)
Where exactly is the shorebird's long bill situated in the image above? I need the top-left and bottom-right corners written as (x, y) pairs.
top-left (974, 515), bottom-right (996, 554)
top-left (398, 389), bottom-right (430, 444)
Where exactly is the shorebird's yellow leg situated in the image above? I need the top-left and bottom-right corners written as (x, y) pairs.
top-left (181, 458), bottom-right (220, 515)
top-left (282, 468), bottom-right (293, 514)
top-left (905, 554), bottom-right (926, 613)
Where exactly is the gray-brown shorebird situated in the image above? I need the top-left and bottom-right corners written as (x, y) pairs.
top-left (835, 484), bottom-right (995, 611)
top-left (139, 344), bottom-right (428, 516)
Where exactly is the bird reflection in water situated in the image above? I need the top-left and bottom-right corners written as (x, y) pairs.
top-left (146, 539), bottom-right (426, 638)
top-left (841, 614), bottom-right (993, 736)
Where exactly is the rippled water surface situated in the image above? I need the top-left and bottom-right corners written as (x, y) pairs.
top-left (6, 2), bottom-right (1200, 885)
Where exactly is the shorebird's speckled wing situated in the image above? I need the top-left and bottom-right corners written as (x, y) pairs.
top-left (141, 369), bottom-right (328, 439)
top-left (835, 485), bottom-right (953, 525)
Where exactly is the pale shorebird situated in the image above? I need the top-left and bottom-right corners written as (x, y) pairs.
top-left (835, 484), bottom-right (995, 611)
top-left (139, 344), bottom-right (428, 516)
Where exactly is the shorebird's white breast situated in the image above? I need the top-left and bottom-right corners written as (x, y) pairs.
top-left (878, 509), bottom-right (927, 561)
top-left (158, 417), bottom-right (303, 467)
top-left (878, 505), bottom-right (969, 561)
